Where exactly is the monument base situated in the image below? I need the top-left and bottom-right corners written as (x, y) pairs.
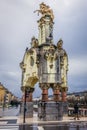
top-left (20, 102), bottom-right (33, 118)
top-left (38, 102), bottom-right (68, 121)
top-left (63, 101), bottom-right (68, 116)
top-left (38, 101), bottom-right (67, 121)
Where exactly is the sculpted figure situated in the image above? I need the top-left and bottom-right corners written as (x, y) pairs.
top-left (34, 2), bottom-right (54, 21)
top-left (57, 39), bottom-right (68, 86)
top-left (57, 39), bottom-right (63, 50)
top-left (31, 36), bottom-right (38, 47)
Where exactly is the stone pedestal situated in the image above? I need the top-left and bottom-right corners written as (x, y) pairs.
top-left (26, 93), bottom-right (32, 102)
top-left (53, 89), bottom-right (60, 101)
top-left (38, 101), bottom-right (63, 121)
top-left (63, 102), bottom-right (68, 116)
top-left (62, 91), bottom-right (67, 102)
top-left (21, 102), bottom-right (33, 118)
top-left (25, 102), bottom-right (33, 118)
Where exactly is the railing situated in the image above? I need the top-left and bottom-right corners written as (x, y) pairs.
top-left (68, 107), bottom-right (87, 117)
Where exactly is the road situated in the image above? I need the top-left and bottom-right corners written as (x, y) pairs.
top-left (0, 123), bottom-right (87, 130)
top-left (0, 106), bottom-right (20, 130)
top-left (0, 125), bottom-right (19, 130)
top-left (13, 123), bottom-right (87, 130)
top-left (0, 106), bottom-right (20, 117)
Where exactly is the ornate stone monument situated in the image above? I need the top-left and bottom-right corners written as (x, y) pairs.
top-left (20, 2), bottom-right (68, 120)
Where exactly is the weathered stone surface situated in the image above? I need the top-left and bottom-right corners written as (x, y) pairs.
top-left (38, 101), bottom-right (64, 121)
top-left (20, 3), bottom-right (69, 120)
top-left (62, 102), bottom-right (68, 115)
top-left (20, 102), bottom-right (33, 118)
top-left (25, 102), bottom-right (33, 118)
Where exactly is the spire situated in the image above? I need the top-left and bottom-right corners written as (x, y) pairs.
top-left (34, 3), bottom-right (54, 45)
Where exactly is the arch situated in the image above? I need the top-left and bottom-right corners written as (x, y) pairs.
top-left (48, 88), bottom-right (53, 101)
top-left (33, 83), bottom-right (42, 99)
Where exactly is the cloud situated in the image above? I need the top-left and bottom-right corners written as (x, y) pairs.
top-left (69, 56), bottom-right (87, 76)
top-left (68, 54), bottom-right (87, 92)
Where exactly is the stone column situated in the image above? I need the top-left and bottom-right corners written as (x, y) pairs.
top-left (38, 16), bottom-right (54, 45)
top-left (22, 87), bottom-right (34, 102)
top-left (26, 92), bottom-right (32, 102)
top-left (61, 88), bottom-right (67, 102)
top-left (42, 23), bottom-right (46, 44)
top-left (38, 25), bottom-right (41, 45)
top-left (53, 84), bottom-right (60, 101)
top-left (42, 88), bottom-right (48, 101)
top-left (40, 83), bottom-right (49, 101)
top-left (53, 89), bottom-right (60, 101)
top-left (24, 87), bottom-right (34, 118)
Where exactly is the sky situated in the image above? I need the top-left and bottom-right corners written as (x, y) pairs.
top-left (0, 0), bottom-right (87, 98)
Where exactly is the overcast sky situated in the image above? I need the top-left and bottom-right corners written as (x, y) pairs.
top-left (0, 0), bottom-right (87, 98)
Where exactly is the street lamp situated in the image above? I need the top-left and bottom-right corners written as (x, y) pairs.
top-left (41, 101), bottom-right (46, 119)
top-left (3, 94), bottom-right (6, 111)
top-left (23, 87), bottom-right (30, 123)
top-left (23, 89), bottom-right (27, 123)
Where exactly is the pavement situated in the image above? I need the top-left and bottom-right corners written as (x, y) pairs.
top-left (0, 107), bottom-right (87, 130)
top-left (0, 106), bottom-right (19, 125)
top-left (17, 113), bottom-right (87, 125)
top-left (0, 113), bottom-right (87, 130)
top-left (0, 107), bottom-right (87, 125)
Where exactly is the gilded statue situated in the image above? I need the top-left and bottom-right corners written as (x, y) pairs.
top-left (57, 39), bottom-right (63, 50)
top-left (31, 36), bottom-right (38, 47)
top-left (34, 2), bottom-right (54, 21)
